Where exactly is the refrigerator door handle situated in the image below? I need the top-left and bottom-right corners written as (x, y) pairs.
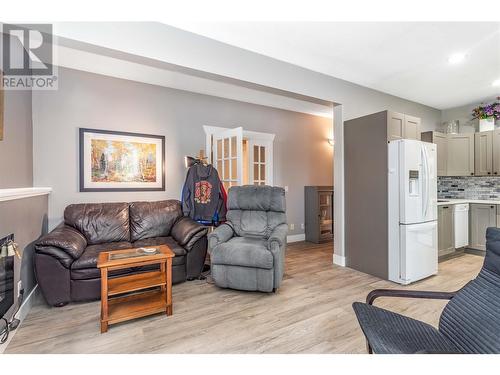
top-left (421, 146), bottom-right (428, 220)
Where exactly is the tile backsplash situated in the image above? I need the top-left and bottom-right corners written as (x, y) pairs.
top-left (438, 176), bottom-right (500, 200)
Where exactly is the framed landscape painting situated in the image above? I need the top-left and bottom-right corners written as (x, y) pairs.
top-left (79, 128), bottom-right (165, 192)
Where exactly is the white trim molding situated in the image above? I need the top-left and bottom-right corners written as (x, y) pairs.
top-left (0, 286), bottom-right (40, 354)
top-left (333, 254), bottom-right (346, 267)
top-left (0, 187), bottom-right (52, 203)
top-left (287, 234), bottom-right (305, 243)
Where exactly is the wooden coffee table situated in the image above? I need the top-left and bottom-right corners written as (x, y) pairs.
top-left (97, 245), bottom-right (175, 333)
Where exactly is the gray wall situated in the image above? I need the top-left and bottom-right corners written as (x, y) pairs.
top-left (0, 89), bottom-right (33, 188)
top-left (0, 195), bottom-right (48, 320)
top-left (33, 67), bottom-right (333, 234)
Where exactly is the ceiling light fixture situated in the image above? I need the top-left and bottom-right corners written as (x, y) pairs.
top-left (448, 53), bottom-right (466, 64)
top-left (492, 79), bottom-right (500, 87)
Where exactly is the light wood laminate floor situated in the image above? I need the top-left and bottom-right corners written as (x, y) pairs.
top-left (6, 242), bottom-right (483, 354)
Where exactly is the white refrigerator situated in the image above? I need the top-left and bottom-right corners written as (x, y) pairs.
top-left (388, 139), bottom-right (438, 284)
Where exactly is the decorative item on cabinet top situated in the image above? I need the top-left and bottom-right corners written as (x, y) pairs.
top-left (472, 97), bottom-right (500, 132)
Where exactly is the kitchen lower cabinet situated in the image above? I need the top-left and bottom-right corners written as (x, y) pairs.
top-left (438, 205), bottom-right (455, 257)
top-left (469, 204), bottom-right (497, 251)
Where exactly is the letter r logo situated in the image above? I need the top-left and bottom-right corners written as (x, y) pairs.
top-left (2, 24), bottom-right (53, 76)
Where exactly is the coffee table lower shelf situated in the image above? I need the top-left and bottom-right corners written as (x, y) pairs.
top-left (104, 290), bottom-right (168, 326)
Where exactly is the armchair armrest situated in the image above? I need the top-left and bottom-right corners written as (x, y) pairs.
top-left (267, 223), bottom-right (288, 250)
top-left (367, 288), bottom-right (457, 305)
top-left (171, 217), bottom-right (208, 251)
top-left (207, 223), bottom-right (234, 252)
top-left (35, 225), bottom-right (87, 267)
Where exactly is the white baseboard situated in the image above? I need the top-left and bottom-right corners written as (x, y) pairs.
top-left (333, 253), bottom-right (346, 267)
top-left (0, 285), bottom-right (39, 354)
top-left (287, 234), bottom-right (305, 243)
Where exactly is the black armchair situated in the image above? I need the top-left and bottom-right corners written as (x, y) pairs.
top-left (352, 227), bottom-right (500, 354)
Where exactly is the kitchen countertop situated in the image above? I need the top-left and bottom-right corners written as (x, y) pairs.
top-left (437, 199), bottom-right (500, 206)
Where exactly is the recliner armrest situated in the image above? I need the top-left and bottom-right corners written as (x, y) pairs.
top-left (171, 217), bottom-right (208, 251)
top-left (267, 223), bottom-right (288, 250)
top-left (208, 223), bottom-right (234, 252)
top-left (35, 225), bottom-right (87, 264)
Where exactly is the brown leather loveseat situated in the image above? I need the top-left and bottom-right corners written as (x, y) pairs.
top-left (35, 200), bottom-right (208, 306)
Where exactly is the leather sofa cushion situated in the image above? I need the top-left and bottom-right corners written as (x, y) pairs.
top-left (133, 236), bottom-right (187, 258)
top-left (64, 203), bottom-right (130, 245)
top-left (129, 200), bottom-right (182, 242)
top-left (210, 237), bottom-right (273, 269)
top-left (72, 241), bottom-right (133, 270)
top-left (71, 264), bottom-right (159, 281)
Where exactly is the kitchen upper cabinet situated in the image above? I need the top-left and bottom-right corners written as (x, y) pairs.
top-left (387, 111), bottom-right (421, 142)
top-left (404, 115), bottom-right (421, 140)
top-left (387, 111), bottom-right (405, 141)
top-left (470, 204), bottom-right (497, 251)
top-left (492, 129), bottom-right (500, 175)
top-left (421, 131), bottom-right (447, 176)
top-left (438, 205), bottom-right (455, 257)
top-left (447, 133), bottom-right (475, 176)
top-left (475, 131), bottom-right (493, 176)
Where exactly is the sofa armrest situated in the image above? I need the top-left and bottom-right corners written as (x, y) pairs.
top-left (207, 223), bottom-right (234, 252)
top-left (35, 225), bottom-right (87, 266)
top-left (171, 217), bottom-right (208, 251)
top-left (267, 223), bottom-right (288, 250)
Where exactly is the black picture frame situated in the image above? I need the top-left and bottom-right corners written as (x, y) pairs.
top-left (79, 128), bottom-right (165, 192)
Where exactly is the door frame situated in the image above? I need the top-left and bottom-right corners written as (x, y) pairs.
top-left (203, 125), bottom-right (275, 186)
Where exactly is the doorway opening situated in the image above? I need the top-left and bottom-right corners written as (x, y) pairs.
top-left (203, 126), bottom-right (275, 191)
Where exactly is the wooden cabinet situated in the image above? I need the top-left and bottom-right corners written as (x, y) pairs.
top-left (404, 115), bottom-right (421, 140)
top-left (421, 131), bottom-right (447, 176)
top-left (438, 205), bottom-right (455, 257)
top-left (305, 186), bottom-right (334, 243)
top-left (387, 111), bottom-right (421, 141)
top-left (387, 111), bottom-right (405, 141)
top-left (421, 132), bottom-right (474, 176)
top-left (491, 129), bottom-right (500, 175)
top-left (475, 131), bottom-right (493, 176)
top-left (447, 133), bottom-right (475, 176)
top-left (470, 204), bottom-right (497, 251)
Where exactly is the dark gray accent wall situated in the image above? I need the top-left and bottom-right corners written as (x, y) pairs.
top-left (0, 195), bottom-right (48, 319)
top-left (0, 89), bottom-right (33, 188)
top-left (33, 67), bottom-right (334, 234)
top-left (345, 111), bottom-right (389, 278)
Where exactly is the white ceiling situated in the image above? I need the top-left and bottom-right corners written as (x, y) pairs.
top-left (169, 22), bottom-right (500, 110)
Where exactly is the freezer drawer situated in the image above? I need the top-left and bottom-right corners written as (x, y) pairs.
top-left (399, 221), bottom-right (438, 284)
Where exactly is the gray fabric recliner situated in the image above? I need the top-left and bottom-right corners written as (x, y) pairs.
top-left (208, 186), bottom-right (287, 292)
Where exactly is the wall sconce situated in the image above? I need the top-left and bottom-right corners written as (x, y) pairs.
top-left (328, 138), bottom-right (334, 146)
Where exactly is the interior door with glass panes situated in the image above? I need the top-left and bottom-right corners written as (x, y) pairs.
top-left (212, 127), bottom-right (243, 191)
top-left (249, 140), bottom-right (273, 186)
